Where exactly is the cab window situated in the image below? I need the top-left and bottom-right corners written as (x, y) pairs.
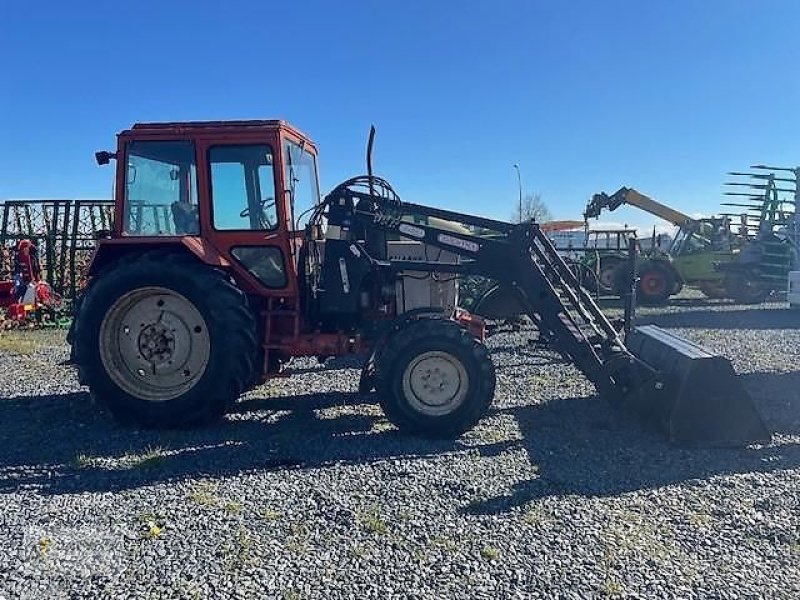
top-left (210, 145), bottom-right (277, 230)
top-left (283, 140), bottom-right (319, 230)
top-left (124, 141), bottom-right (198, 236)
top-left (231, 246), bottom-right (286, 288)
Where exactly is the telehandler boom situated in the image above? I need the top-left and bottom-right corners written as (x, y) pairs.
top-left (70, 120), bottom-right (767, 445)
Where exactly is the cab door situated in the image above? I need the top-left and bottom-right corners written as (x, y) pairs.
top-left (281, 135), bottom-right (321, 272)
top-left (197, 137), bottom-right (296, 297)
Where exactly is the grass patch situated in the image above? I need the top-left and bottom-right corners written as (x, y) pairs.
top-left (480, 545), bottom-right (500, 561)
top-left (358, 509), bottom-right (388, 535)
top-left (475, 427), bottom-right (512, 444)
top-left (223, 501), bottom-right (243, 515)
top-left (430, 535), bottom-right (458, 552)
top-left (597, 508), bottom-right (686, 589)
top-left (396, 509), bottom-right (413, 521)
top-left (188, 481), bottom-right (219, 507)
top-left (283, 538), bottom-right (308, 554)
top-left (371, 419), bottom-right (394, 433)
top-left (137, 513), bottom-right (165, 539)
top-left (72, 452), bottom-right (95, 469)
top-left (688, 512), bottom-right (713, 528)
top-left (0, 333), bottom-right (35, 355)
top-left (233, 524), bottom-right (253, 563)
top-left (38, 537), bottom-right (52, 559)
top-left (289, 523), bottom-right (308, 537)
top-left (411, 548), bottom-right (427, 562)
top-left (522, 505), bottom-right (548, 526)
top-left (131, 445), bottom-right (166, 469)
top-left (259, 507), bottom-right (282, 521)
top-left (600, 508), bottom-right (677, 563)
top-left (601, 577), bottom-right (623, 597)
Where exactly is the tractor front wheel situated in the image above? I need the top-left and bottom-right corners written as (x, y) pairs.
top-left (72, 251), bottom-right (257, 427)
top-left (597, 258), bottom-right (624, 296)
top-left (375, 319), bottom-right (495, 438)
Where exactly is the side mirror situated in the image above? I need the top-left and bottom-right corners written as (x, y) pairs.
top-left (95, 151), bottom-right (117, 165)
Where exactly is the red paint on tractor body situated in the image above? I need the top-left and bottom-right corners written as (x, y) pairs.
top-left (85, 120), bottom-right (376, 379)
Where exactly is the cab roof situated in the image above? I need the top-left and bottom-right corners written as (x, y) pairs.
top-left (125, 120), bottom-right (315, 146)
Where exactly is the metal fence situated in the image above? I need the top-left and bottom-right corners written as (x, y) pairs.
top-left (0, 200), bottom-right (114, 299)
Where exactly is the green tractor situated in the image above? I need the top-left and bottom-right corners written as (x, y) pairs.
top-left (572, 228), bottom-right (638, 296)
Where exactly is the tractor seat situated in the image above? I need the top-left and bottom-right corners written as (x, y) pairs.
top-left (171, 202), bottom-right (199, 235)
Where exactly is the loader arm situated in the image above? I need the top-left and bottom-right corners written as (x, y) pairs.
top-left (317, 177), bottom-right (769, 445)
top-left (585, 187), bottom-right (695, 228)
top-left (323, 181), bottom-right (654, 404)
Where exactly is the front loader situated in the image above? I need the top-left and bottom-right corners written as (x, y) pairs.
top-left (70, 120), bottom-right (768, 445)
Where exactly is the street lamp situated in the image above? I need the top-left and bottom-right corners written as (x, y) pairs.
top-left (513, 163), bottom-right (523, 222)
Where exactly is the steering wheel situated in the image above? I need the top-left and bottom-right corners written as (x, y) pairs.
top-left (240, 197), bottom-right (276, 228)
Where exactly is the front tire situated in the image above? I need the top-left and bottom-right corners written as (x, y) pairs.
top-left (597, 257), bottom-right (624, 296)
top-left (375, 319), bottom-right (496, 438)
top-left (72, 251), bottom-right (257, 427)
top-left (637, 263), bottom-right (673, 305)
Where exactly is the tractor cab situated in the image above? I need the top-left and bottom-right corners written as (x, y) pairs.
top-left (94, 120), bottom-right (320, 298)
top-left (669, 217), bottom-right (735, 256)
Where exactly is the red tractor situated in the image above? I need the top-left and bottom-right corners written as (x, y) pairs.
top-left (69, 120), bottom-right (767, 444)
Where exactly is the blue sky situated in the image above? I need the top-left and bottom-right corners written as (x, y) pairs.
top-left (1, 0), bottom-right (797, 230)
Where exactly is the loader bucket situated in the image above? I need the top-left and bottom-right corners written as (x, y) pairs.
top-left (623, 325), bottom-right (769, 446)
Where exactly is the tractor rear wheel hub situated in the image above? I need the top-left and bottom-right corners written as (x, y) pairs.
top-left (99, 287), bottom-right (211, 402)
top-left (138, 323), bottom-right (176, 363)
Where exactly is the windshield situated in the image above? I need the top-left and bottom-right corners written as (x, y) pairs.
top-left (283, 139), bottom-right (320, 230)
top-left (670, 227), bottom-right (710, 255)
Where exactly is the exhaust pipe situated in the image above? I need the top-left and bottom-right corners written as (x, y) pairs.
top-left (623, 325), bottom-right (769, 446)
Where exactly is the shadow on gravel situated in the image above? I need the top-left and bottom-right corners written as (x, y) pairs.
top-left (0, 390), bottom-right (487, 496)
top-left (2, 370), bottom-right (797, 501)
top-left (464, 369), bottom-right (800, 515)
top-left (636, 307), bottom-right (798, 330)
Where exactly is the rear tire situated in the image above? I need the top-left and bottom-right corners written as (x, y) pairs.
top-left (637, 263), bottom-right (673, 305)
top-left (72, 251), bottom-right (257, 427)
top-left (375, 319), bottom-right (495, 438)
top-left (725, 273), bottom-right (769, 305)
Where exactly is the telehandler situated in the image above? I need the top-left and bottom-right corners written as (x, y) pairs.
top-left (69, 120), bottom-right (767, 445)
top-left (585, 187), bottom-right (793, 304)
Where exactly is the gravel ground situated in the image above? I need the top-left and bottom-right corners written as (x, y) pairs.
top-left (1, 291), bottom-right (799, 599)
